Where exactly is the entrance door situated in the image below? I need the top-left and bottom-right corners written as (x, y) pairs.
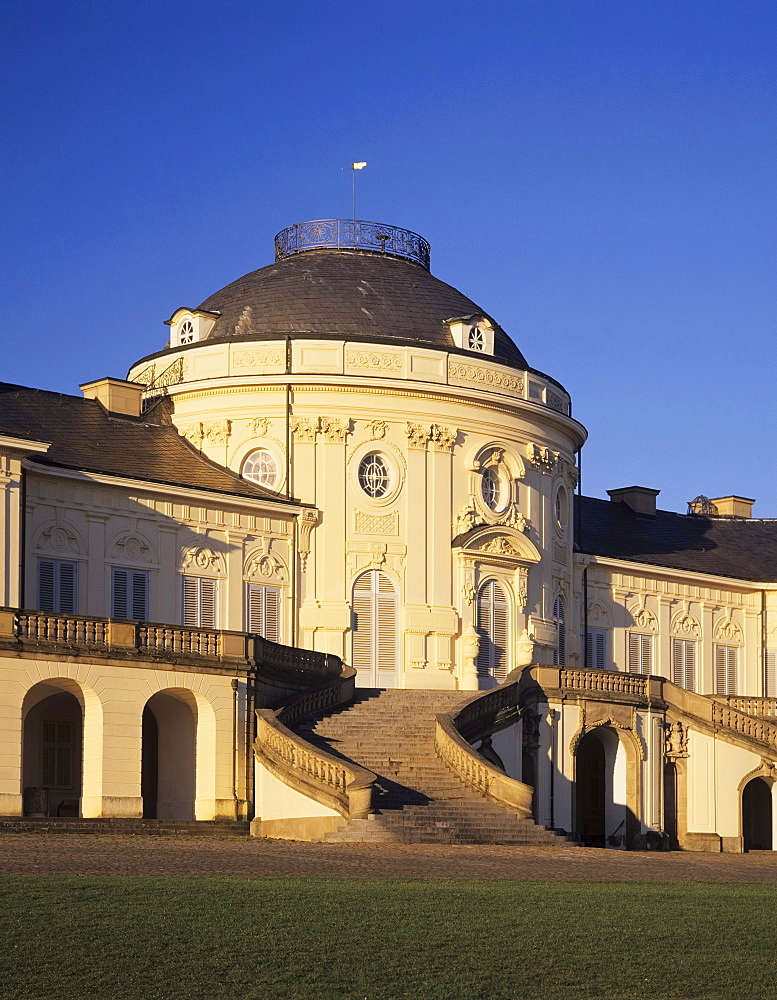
top-left (576, 732), bottom-right (606, 846)
top-left (476, 580), bottom-right (509, 688)
top-left (352, 571), bottom-right (398, 688)
top-left (743, 777), bottom-right (772, 851)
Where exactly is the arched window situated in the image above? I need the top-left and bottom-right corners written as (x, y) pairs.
top-left (242, 449), bottom-right (279, 488)
top-left (351, 571), bottom-right (398, 687)
top-left (476, 580), bottom-right (510, 682)
top-left (553, 595), bottom-right (566, 665)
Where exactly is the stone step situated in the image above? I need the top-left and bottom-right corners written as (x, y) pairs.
top-left (0, 818), bottom-right (251, 836)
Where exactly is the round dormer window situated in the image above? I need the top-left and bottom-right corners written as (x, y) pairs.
top-left (242, 449), bottom-right (279, 488)
top-left (358, 453), bottom-right (391, 499)
top-left (179, 320), bottom-right (195, 344)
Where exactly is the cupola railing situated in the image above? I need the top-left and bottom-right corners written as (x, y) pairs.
top-left (275, 219), bottom-right (431, 270)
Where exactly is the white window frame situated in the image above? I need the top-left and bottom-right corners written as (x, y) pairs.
top-left (627, 632), bottom-right (653, 675)
top-left (715, 644), bottom-right (739, 696)
top-left (246, 583), bottom-right (281, 642)
top-left (586, 629), bottom-right (608, 670)
top-left (38, 558), bottom-right (77, 614)
top-left (241, 448), bottom-right (279, 488)
top-left (182, 576), bottom-right (218, 629)
top-left (672, 637), bottom-right (697, 691)
top-left (111, 567), bottom-right (149, 621)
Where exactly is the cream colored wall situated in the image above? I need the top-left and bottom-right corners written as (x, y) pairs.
top-left (576, 556), bottom-right (769, 697)
top-left (0, 451), bottom-right (23, 609)
top-left (0, 654), bottom-right (245, 819)
top-left (24, 470), bottom-right (295, 637)
top-left (128, 338), bottom-right (586, 689)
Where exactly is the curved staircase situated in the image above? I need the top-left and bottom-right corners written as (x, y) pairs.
top-left (294, 689), bottom-right (570, 845)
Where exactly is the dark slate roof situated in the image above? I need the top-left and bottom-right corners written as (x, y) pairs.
top-left (577, 494), bottom-right (777, 582)
top-left (0, 383), bottom-right (295, 504)
top-left (193, 249), bottom-right (530, 370)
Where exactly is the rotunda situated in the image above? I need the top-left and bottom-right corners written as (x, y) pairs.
top-left (128, 220), bottom-right (587, 689)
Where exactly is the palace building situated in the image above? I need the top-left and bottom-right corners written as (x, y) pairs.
top-left (1, 219), bottom-right (775, 850)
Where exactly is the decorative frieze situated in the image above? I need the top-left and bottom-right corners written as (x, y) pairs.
top-left (38, 523), bottom-right (80, 555)
top-left (355, 511), bottom-right (397, 535)
top-left (448, 359), bottom-right (524, 393)
top-left (715, 616), bottom-right (743, 643)
top-left (112, 535), bottom-right (151, 563)
top-left (346, 350), bottom-right (403, 371)
top-left (182, 545), bottom-right (224, 575)
top-left (232, 349), bottom-right (283, 368)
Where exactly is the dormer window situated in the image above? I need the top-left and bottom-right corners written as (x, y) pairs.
top-left (165, 308), bottom-right (220, 348)
top-left (447, 315), bottom-right (495, 356)
top-left (179, 320), bottom-right (195, 344)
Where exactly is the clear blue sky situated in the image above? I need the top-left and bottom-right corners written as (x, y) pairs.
top-left (2, 1), bottom-right (776, 514)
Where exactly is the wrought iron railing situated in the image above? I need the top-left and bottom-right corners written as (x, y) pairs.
top-left (275, 219), bottom-right (431, 270)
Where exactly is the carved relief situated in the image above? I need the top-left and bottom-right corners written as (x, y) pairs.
top-left (319, 417), bottom-right (351, 442)
top-left (559, 457), bottom-right (579, 488)
top-left (455, 501), bottom-right (480, 535)
top-left (232, 350), bottom-right (283, 368)
top-left (182, 546), bottom-right (224, 574)
top-left (368, 543), bottom-right (387, 569)
top-left (483, 536), bottom-right (520, 557)
top-left (291, 417), bottom-right (319, 442)
top-left (112, 535), bottom-right (151, 563)
top-left (715, 616), bottom-right (743, 643)
top-left (429, 424), bottom-right (457, 452)
top-left (365, 419), bottom-right (388, 440)
top-left (203, 421), bottom-right (231, 445)
top-left (589, 602), bottom-right (610, 626)
top-left (346, 350), bottom-right (402, 371)
top-left (517, 567), bottom-right (528, 610)
top-left (462, 574), bottom-right (476, 605)
top-left (629, 603), bottom-right (658, 632)
top-left (38, 523), bottom-right (80, 555)
top-left (500, 505), bottom-right (530, 532)
top-left (248, 417), bottom-right (270, 437)
top-left (179, 423), bottom-right (204, 447)
top-left (406, 423), bottom-right (430, 449)
top-left (297, 508), bottom-right (319, 570)
top-left (246, 553), bottom-right (286, 582)
top-left (671, 610), bottom-right (701, 638)
top-left (448, 360), bottom-right (524, 393)
top-left (355, 511), bottom-right (397, 535)
top-left (548, 393), bottom-right (566, 413)
top-left (664, 720), bottom-right (689, 759)
top-left (526, 443), bottom-right (559, 474)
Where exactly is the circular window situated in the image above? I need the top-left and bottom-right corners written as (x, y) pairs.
top-left (481, 466), bottom-right (510, 512)
top-left (358, 453), bottom-right (391, 499)
top-left (179, 320), bottom-right (195, 344)
top-left (242, 449), bottom-right (278, 488)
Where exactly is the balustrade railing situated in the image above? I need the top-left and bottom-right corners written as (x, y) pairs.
top-left (711, 702), bottom-right (777, 751)
top-left (256, 635), bottom-right (340, 683)
top-left (14, 612), bottom-right (108, 646)
top-left (137, 624), bottom-right (221, 657)
top-left (560, 667), bottom-right (649, 697)
top-left (275, 219), bottom-right (431, 270)
top-left (717, 696), bottom-right (777, 718)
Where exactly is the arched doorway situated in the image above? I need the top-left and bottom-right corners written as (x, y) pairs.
top-left (21, 678), bottom-right (102, 817)
top-left (142, 691), bottom-right (197, 820)
top-left (664, 762), bottom-right (679, 849)
top-left (742, 777), bottom-right (772, 851)
top-left (575, 727), bottom-right (628, 847)
top-left (476, 580), bottom-right (509, 689)
top-left (351, 570), bottom-right (398, 688)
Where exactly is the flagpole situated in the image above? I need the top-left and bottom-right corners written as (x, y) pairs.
top-left (345, 162), bottom-right (367, 219)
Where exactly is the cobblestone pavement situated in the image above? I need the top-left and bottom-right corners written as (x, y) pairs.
top-left (1, 834), bottom-right (777, 880)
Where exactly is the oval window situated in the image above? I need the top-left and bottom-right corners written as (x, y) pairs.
top-left (242, 449), bottom-right (278, 488)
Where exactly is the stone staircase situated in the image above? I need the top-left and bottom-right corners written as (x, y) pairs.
top-left (0, 818), bottom-right (250, 836)
top-left (295, 688), bottom-right (571, 845)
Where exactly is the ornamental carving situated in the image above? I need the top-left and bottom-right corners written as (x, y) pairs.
top-left (297, 508), bottom-right (319, 570)
top-left (589, 602), bottom-right (610, 626)
top-left (112, 535), bottom-right (151, 563)
top-left (246, 553), bottom-right (285, 582)
top-left (406, 423), bottom-right (430, 449)
top-left (232, 350), bottom-right (282, 368)
top-left (448, 360), bottom-right (524, 393)
top-left (429, 424), bottom-right (457, 452)
top-left (664, 720), bottom-right (689, 759)
top-left (559, 457), bottom-right (579, 488)
top-left (179, 423), bottom-right (203, 446)
top-left (462, 574), bottom-right (476, 605)
top-left (319, 417), bottom-right (351, 442)
top-left (671, 611), bottom-right (701, 638)
top-left (629, 604), bottom-right (658, 632)
top-left (517, 567), bottom-right (528, 610)
top-left (455, 501), bottom-right (481, 535)
top-left (38, 524), bottom-right (80, 555)
top-left (203, 421), bottom-right (231, 445)
top-left (526, 443), bottom-right (559, 474)
top-left (182, 546), bottom-right (223, 574)
top-left (291, 417), bottom-right (319, 442)
top-left (715, 617), bottom-right (743, 643)
top-left (248, 417), bottom-right (270, 437)
top-left (365, 419), bottom-right (388, 440)
top-left (355, 511), bottom-right (396, 535)
top-left (368, 542), bottom-right (388, 569)
top-left (500, 504), bottom-right (529, 533)
top-left (483, 536), bottom-right (520, 557)
top-left (346, 350), bottom-right (403, 371)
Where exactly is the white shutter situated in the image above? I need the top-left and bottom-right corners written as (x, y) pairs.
top-left (553, 596), bottom-right (566, 665)
top-left (183, 576), bottom-right (217, 628)
top-left (38, 559), bottom-right (77, 613)
top-left (766, 650), bottom-right (777, 698)
top-left (113, 568), bottom-right (148, 620)
top-left (58, 562), bottom-right (77, 613)
top-left (715, 645), bottom-right (738, 695)
top-left (476, 581), bottom-right (510, 681)
top-left (586, 630), bottom-right (607, 670)
top-left (672, 638), bottom-right (696, 691)
top-left (351, 571), bottom-right (397, 683)
top-left (112, 568), bottom-right (129, 618)
top-left (628, 633), bottom-right (653, 674)
top-left (246, 584), bottom-right (281, 642)
top-left (130, 571), bottom-right (148, 621)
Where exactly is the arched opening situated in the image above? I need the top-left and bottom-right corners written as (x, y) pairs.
top-left (22, 684), bottom-right (82, 817)
top-left (742, 777), bottom-right (773, 851)
top-left (575, 727), bottom-right (628, 848)
top-left (142, 691), bottom-right (197, 820)
top-left (352, 570), bottom-right (398, 688)
top-left (476, 580), bottom-right (510, 689)
top-left (664, 762), bottom-right (679, 849)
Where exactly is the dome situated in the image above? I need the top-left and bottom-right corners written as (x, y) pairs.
top-left (189, 220), bottom-right (529, 370)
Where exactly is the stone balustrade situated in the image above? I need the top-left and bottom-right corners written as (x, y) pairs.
top-left (717, 696), bottom-right (777, 718)
top-left (711, 702), bottom-right (777, 751)
top-left (560, 667), bottom-right (649, 697)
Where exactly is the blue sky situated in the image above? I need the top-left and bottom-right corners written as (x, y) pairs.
top-left (2, 1), bottom-right (776, 514)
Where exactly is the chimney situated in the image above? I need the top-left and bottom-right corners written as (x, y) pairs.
top-left (607, 486), bottom-right (660, 517)
top-left (80, 377), bottom-right (144, 418)
top-left (708, 496), bottom-right (755, 519)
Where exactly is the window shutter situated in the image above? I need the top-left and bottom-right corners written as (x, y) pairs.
top-left (58, 562), bottom-right (77, 613)
top-left (183, 576), bottom-right (217, 628)
top-left (183, 576), bottom-right (199, 626)
top-left (672, 638), bottom-right (696, 690)
top-left (351, 573), bottom-right (374, 673)
top-left (38, 560), bottom-right (55, 612)
top-left (628, 633), bottom-right (652, 674)
top-left (375, 573), bottom-right (398, 675)
top-left (130, 571), bottom-right (148, 621)
top-left (476, 581), bottom-right (510, 680)
top-left (586, 630), bottom-right (607, 670)
top-left (553, 596), bottom-right (565, 666)
top-left (351, 571), bottom-right (397, 679)
top-left (766, 650), bottom-right (777, 698)
top-left (715, 645), bottom-right (738, 695)
top-left (112, 568), bottom-right (129, 618)
top-left (246, 584), bottom-right (280, 642)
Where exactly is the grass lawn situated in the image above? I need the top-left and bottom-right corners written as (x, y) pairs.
top-left (0, 877), bottom-right (774, 1000)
